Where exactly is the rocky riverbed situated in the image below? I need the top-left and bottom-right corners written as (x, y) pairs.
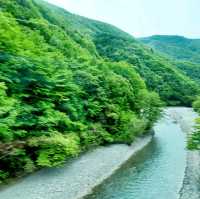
top-left (0, 107), bottom-right (199, 199)
top-left (166, 107), bottom-right (200, 199)
top-left (0, 135), bottom-right (152, 199)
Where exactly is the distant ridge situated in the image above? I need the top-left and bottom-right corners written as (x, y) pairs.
top-left (140, 35), bottom-right (200, 84)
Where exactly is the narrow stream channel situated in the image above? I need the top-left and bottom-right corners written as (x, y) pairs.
top-left (84, 112), bottom-right (187, 199)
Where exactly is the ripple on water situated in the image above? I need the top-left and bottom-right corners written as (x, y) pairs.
top-left (85, 114), bottom-right (187, 199)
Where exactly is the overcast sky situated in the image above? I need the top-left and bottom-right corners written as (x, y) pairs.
top-left (46, 0), bottom-right (200, 38)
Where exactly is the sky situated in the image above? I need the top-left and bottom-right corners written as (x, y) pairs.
top-left (46, 0), bottom-right (200, 38)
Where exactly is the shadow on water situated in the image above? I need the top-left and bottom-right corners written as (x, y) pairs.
top-left (84, 116), bottom-right (186, 199)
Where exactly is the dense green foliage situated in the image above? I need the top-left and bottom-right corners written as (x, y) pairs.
top-left (93, 33), bottom-right (199, 105)
top-left (140, 35), bottom-right (200, 63)
top-left (0, 0), bottom-right (165, 182)
top-left (140, 35), bottom-right (200, 150)
top-left (140, 35), bottom-right (200, 85)
top-left (8, 0), bottom-right (199, 106)
top-left (174, 61), bottom-right (200, 85)
top-left (188, 97), bottom-right (200, 150)
top-left (0, 0), bottom-right (200, 182)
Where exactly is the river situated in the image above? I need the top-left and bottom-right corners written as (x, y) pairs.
top-left (0, 108), bottom-right (194, 199)
top-left (84, 110), bottom-right (187, 199)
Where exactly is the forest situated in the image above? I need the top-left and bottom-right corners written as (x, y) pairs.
top-left (140, 35), bottom-right (200, 150)
top-left (140, 35), bottom-right (200, 85)
top-left (0, 0), bottom-right (199, 183)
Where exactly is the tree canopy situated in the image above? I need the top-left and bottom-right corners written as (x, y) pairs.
top-left (0, 0), bottom-right (199, 183)
top-left (0, 0), bottom-right (165, 182)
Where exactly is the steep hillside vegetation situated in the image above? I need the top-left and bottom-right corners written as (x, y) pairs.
top-left (0, 0), bottom-right (163, 182)
top-left (92, 33), bottom-right (199, 105)
top-left (33, 1), bottom-right (200, 106)
top-left (140, 35), bottom-right (200, 63)
top-left (140, 35), bottom-right (200, 84)
top-left (0, 0), bottom-right (198, 182)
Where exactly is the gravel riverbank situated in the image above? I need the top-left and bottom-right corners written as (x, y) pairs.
top-left (0, 135), bottom-right (152, 199)
top-left (166, 107), bottom-right (200, 199)
top-left (1, 107), bottom-right (198, 199)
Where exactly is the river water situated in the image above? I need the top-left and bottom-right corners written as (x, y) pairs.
top-left (85, 111), bottom-right (187, 199)
top-left (0, 109), bottom-right (189, 199)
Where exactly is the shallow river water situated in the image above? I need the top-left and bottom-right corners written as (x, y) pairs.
top-left (85, 111), bottom-right (187, 199)
top-left (0, 109), bottom-right (189, 199)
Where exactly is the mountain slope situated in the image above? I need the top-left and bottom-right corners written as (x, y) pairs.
top-left (140, 35), bottom-right (200, 63)
top-left (2, 0), bottom-right (199, 105)
top-left (0, 0), bottom-right (198, 182)
top-left (91, 33), bottom-right (200, 105)
top-left (140, 35), bottom-right (200, 84)
top-left (0, 0), bottom-right (163, 181)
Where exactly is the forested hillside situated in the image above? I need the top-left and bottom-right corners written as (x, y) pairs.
top-left (0, 0), bottom-right (198, 182)
top-left (140, 35), bottom-right (200, 84)
top-left (5, 0), bottom-right (199, 106)
top-left (0, 0), bottom-right (163, 182)
top-left (140, 35), bottom-right (200, 63)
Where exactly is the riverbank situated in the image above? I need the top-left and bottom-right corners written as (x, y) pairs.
top-left (85, 109), bottom-right (188, 199)
top-left (0, 135), bottom-right (152, 199)
top-left (166, 107), bottom-right (200, 199)
top-left (1, 108), bottom-right (198, 199)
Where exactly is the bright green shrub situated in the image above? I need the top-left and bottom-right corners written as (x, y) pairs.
top-left (188, 118), bottom-right (200, 150)
top-left (29, 133), bottom-right (81, 167)
top-left (188, 97), bottom-right (200, 149)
